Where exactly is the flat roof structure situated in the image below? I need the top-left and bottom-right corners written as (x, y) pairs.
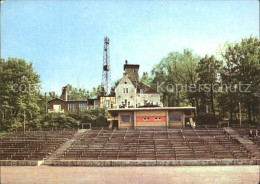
top-left (108, 107), bottom-right (196, 129)
top-left (108, 107), bottom-right (196, 111)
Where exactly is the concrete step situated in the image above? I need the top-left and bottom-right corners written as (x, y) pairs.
top-left (223, 127), bottom-right (259, 159)
top-left (43, 130), bottom-right (88, 165)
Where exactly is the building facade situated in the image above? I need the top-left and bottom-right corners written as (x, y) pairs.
top-left (108, 107), bottom-right (195, 129)
top-left (100, 96), bottom-right (116, 109)
top-left (108, 61), bottom-right (196, 128)
top-left (115, 61), bottom-right (162, 108)
top-left (48, 98), bottom-right (100, 113)
top-left (48, 86), bottom-right (100, 113)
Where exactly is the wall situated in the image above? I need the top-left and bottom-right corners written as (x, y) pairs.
top-left (49, 99), bottom-right (67, 113)
top-left (52, 159), bottom-right (259, 167)
top-left (118, 111), bottom-right (134, 128)
top-left (124, 67), bottom-right (139, 81)
top-left (100, 96), bottom-right (116, 108)
top-left (136, 93), bottom-right (161, 107)
top-left (67, 101), bottom-right (88, 112)
top-left (48, 99), bottom-right (89, 113)
top-left (111, 109), bottom-right (192, 129)
top-left (115, 74), bottom-right (136, 108)
top-left (136, 110), bottom-right (167, 127)
top-left (168, 110), bottom-right (184, 127)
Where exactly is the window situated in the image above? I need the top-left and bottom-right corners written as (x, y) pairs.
top-left (143, 117), bottom-right (150, 121)
top-left (169, 114), bottom-right (182, 121)
top-left (68, 103), bottom-right (76, 111)
top-left (94, 100), bottom-right (100, 107)
top-left (123, 88), bottom-right (128, 93)
top-left (105, 100), bottom-right (110, 108)
top-left (140, 89), bottom-right (144, 94)
top-left (121, 115), bottom-right (134, 123)
top-left (53, 105), bottom-right (61, 111)
top-left (79, 103), bottom-right (87, 110)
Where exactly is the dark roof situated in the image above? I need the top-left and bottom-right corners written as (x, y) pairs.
top-left (100, 95), bottom-right (115, 98)
top-left (48, 97), bottom-right (89, 103)
top-left (131, 81), bottom-right (159, 94)
top-left (67, 100), bottom-right (88, 102)
top-left (48, 98), bottom-right (64, 103)
top-left (124, 64), bottom-right (140, 70)
top-left (108, 107), bottom-right (196, 111)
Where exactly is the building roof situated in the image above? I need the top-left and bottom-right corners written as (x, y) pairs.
top-left (48, 97), bottom-right (89, 103)
top-left (100, 95), bottom-right (115, 98)
top-left (108, 107), bottom-right (196, 111)
top-left (131, 81), bottom-right (159, 94)
top-left (124, 64), bottom-right (140, 70)
top-left (48, 98), bottom-right (65, 103)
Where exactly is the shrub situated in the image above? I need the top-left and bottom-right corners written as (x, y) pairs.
top-left (0, 118), bottom-right (22, 131)
top-left (81, 108), bottom-right (109, 127)
top-left (39, 113), bottom-right (80, 129)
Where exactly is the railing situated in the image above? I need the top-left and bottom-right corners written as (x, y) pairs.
top-left (48, 109), bottom-right (65, 113)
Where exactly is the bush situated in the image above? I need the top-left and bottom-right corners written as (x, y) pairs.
top-left (37, 113), bottom-right (80, 129)
top-left (0, 118), bottom-right (22, 131)
top-left (2, 108), bottom-right (110, 131)
top-left (28, 118), bottom-right (42, 129)
top-left (81, 108), bottom-right (109, 127)
top-left (195, 113), bottom-right (219, 125)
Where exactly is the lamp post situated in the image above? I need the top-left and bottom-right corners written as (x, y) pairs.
top-left (239, 102), bottom-right (242, 128)
top-left (23, 110), bottom-right (26, 133)
top-left (45, 92), bottom-right (47, 114)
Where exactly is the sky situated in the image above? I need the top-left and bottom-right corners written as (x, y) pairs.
top-left (1, 0), bottom-right (259, 95)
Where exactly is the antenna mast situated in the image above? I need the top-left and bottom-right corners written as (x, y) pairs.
top-left (101, 37), bottom-right (111, 95)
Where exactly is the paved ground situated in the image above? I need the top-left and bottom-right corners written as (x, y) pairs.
top-left (1, 165), bottom-right (259, 184)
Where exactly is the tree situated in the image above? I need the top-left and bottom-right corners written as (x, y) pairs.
top-left (0, 58), bottom-right (41, 130)
top-left (66, 84), bottom-right (90, 100)
top-left (89, 84), bottom-right (104, 98)
top-left (150, 49), bottom-right (200, 107)
top-left (196, 55), bottom-right (221, 115)
top-left (180, 49), bottom-right (200, 112)
top-left (220, 36), bottom-right (260, 124)
top-left (140, 72), bottom-right (150, 86)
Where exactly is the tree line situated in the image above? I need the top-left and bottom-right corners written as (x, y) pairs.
top-left (0, 36), bottom-right (259, 130)
top-left (0, 58), bottom-right (105, 130)
top-left (140, 36), bottom-right (259, 125)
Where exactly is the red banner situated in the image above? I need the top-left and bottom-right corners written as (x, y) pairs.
top-left (136, 116), bottom-right (166, 122)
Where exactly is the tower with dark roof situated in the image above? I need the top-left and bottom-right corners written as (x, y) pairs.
top-left (123, 60), bottom-right (140, 82)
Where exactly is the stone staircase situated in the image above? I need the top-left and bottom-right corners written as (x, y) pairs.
top-left (43, 129), bottom-right (87, 165)
top-left (223, 127), bottom-right (259, 159)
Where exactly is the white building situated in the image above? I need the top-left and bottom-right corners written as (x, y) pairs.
top-left (115, 61), bottom-right (162, 108)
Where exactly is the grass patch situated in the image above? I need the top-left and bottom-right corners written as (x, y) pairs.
top-left (0, 131), bottom-right (8, 137)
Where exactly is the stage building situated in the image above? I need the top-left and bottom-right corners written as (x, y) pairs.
top-left (108, 107), bottom-right (195, 129)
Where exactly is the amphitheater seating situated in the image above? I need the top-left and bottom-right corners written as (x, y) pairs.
top-left (1, 128), bottom-right (255, 161)
top-left (0, 130), bottom-right (76, 160)
top-left (60, 128), bottom-right (253, 161)
top-left (235, 128), bottom-right (260, 146)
